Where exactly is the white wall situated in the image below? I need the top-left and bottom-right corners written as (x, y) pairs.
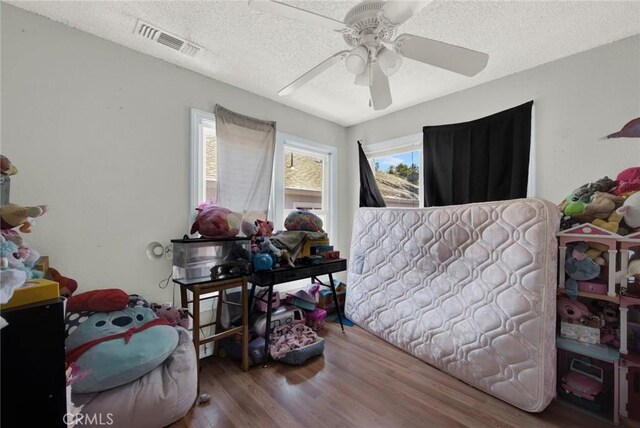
top-left (346, 35), bottom-right (640, 254)
top-left (1, 4), bottom-right (347, 304)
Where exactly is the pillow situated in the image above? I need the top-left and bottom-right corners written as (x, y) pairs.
top-left (67, 289), bottom-right (129, 312)
top-left (284, 210), bottom-right (324, 232)
top-left (66, 306), bottom-right (179, 394)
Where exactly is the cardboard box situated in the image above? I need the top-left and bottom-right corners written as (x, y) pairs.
top-left (1, 278), bottom-right (60, 310)
top-left (299, 238), bottom-right (329, 258)
top-left (560, 321), bottom-right (600, 345)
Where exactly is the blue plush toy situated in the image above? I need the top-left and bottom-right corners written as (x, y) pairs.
top-left (65, 306), bottom-right (179, 393)
top-left (252, 253), bottom-right (273, 272)
top-left (0, 235), bottom-right (43, 279)
top-left (565, 242), bottom-right (601, 300)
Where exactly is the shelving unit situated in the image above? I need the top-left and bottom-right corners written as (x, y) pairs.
top-left (556, 224), bottom-right (624, 424)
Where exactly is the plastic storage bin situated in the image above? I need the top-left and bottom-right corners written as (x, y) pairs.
top-left (306, 308), bottom-right (327, 331)
top-left (171, 237), bottom-right (251, 281)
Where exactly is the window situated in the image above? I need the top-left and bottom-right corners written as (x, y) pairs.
top-left (363, 133), bottom-right (424, 208)
top-left (273, 133), bottom-right (336, 243)
top-left (191, 111), bottom-right (336, 243)
top-left (190, 109), bottom-right (216, 222)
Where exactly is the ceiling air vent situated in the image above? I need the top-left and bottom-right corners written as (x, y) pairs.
top-left (134, 20), bottom-right (202, 57)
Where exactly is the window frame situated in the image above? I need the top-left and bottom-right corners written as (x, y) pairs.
top-left (189, 108), bottom-right (216, 229)
top-left (362, 132), bottom-right (424, 208)
top-left (273, 132), bottom-right (337, 244)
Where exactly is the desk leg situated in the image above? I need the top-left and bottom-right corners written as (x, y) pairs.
top-left (241, 279), bottom-right (249, 372)
top-left (193, 287), bottom-right (201, 373)
top-left (248, 282), bottom-right (256, 318)
top-left (328, 273), bottom-right (345, 333)
top-left (180, 285), bottom-right (188, 310)
top-left (263, 284), bottom-right (274, 367)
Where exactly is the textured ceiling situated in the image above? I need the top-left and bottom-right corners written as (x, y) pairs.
top-left (7, 0), bottom-right (640, 126)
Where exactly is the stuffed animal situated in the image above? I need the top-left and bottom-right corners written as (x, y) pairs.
top-left (0, 203), bottom-right (47, 233)
top-left (0, 235), bottom-right (18, 269)
top-left (0, 155), bottom-right (18, 176)
top-left (284, 210), bottom-right (324, 232)
top-left (151, 303), bottom-right (189, 329)
top-left (281, 249), bottom-right (295, 268)
top-left (592, 210), bottom-right (624, 234)
top-left (0, 236), bottom-right (43, 279)
top-left (592, 300), bottom-right (620, 347)
top-left (252, 253), bottom-right (273, 272)
top-left (613, 167), bottom-right (640, 196)
top-left (0, 235), bottom-right (42, 279)
top-left (618, 192), bottom-right (640, 230)
top-left (190, 203), bottom-right (241, 238)
top-left (47, 267), bottom-right (78, 298)
top-left (1, 229), bottom-right (23, 246)
top-left (258, 237), bottom-right (282, 267)
top-left (557, 296), bottom-right (591, 323)
top-left (65, 306), bottom-right (179, 393)
top-left (565, 242), bottom-right (601, 300)
top-left (255, 219), bottom-right (274, 237)
top-left (563, 178), bottom-right (617, 218)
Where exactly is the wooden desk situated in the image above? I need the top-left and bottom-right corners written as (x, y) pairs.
top-left (173, 276), bottom-right (249, 372)
top-left (249, 258), bottom-right (347, 362)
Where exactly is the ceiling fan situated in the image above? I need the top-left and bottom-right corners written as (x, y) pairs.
top-left (248, 0), bottom-right (489, 111)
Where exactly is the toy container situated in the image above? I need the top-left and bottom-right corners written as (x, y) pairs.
top-left (306, 308), bottom-right (327, 331)
top-left (171, 237), bottom-right (251, 281)
top-left (579, 280), bottom-right (608, 295)
top-left (287, 290), bottom-right (316, 311)
top-left (561, 321), bottom-right (601, 345)
top-left (255, 289), bottom-right (280, 312)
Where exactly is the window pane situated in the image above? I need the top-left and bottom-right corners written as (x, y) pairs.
top-left (283, 150), bottom-right (327, 229)
top-left (373, 150), bottom-right (420, 208)
top-left (204, 127), bottom-right (217, 202)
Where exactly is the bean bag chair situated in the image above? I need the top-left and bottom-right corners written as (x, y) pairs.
top-left (71, 327), bottom-right (197, 428)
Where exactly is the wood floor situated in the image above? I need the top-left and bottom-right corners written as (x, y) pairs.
top-left (172, 322), bottom-right (640, 428)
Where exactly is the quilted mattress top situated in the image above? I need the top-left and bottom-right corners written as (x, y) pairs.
top-left (346, 198), bottom-right (559, 412)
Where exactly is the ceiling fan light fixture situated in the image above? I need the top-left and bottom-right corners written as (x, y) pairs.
top-left (377, 46), bottom-right (402, 76)
top-left (354, 69), bottom-right (369, 86)
top-left (345, 45), bottom-right (369, 75)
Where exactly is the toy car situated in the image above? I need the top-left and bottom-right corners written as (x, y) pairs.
top-left (561, 359), bottom-right (604, 401)
top-left (217, 335), bottom-right (266, 366)
top-left (252, 305), bottom-right (305, 337)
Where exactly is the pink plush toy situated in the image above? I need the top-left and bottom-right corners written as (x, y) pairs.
top-left (151, 303), bottom-right (189, 329)
top-left (255, 219), bottom-right (274, 237)
top-left (190, 203), bottom-right (242, 238)
top-left (613, 167), bottom-right (640, 196)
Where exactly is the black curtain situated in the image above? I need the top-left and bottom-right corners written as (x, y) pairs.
top-left (358, 142), bottom-right (386, 207)
top-left (423, 101), bottom-right (533, 207)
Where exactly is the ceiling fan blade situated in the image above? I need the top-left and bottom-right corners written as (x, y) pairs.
top-left (395, 33), bottom-right (488, 76)
top-left (278, 51), bottom-right (349, 96)
top-left (380, 0), bottom-right (432, 26)
top-left (369, 63), bottom-right (392, 110)
top-left (248, 0), bottom-right (346, 32)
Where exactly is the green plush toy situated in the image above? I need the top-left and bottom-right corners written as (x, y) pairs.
top-left (563, 177), bottom-right (618, 219)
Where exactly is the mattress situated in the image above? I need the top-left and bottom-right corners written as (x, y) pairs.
top-left (346, 198), bottom-right (559, 412)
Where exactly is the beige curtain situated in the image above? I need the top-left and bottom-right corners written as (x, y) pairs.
top-left (214, 105), bottom-right (275, 223)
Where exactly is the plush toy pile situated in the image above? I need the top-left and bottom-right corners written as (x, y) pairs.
top-left (560, 166), bottom-right (640, 235)
top-left (0, 155), bottom-right (79, 312)
top-left (0, 155), bottom-right (47, 318)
